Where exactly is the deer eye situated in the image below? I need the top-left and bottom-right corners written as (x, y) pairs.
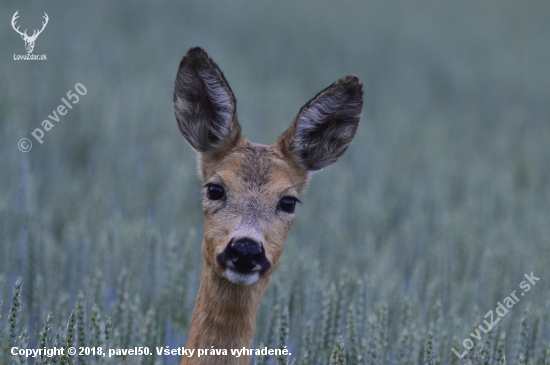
top-left (279, 196), bottom-right (298, 213)
top-left (206, 184), bottom-right (224, 200)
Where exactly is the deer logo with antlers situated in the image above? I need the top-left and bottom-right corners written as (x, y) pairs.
top-left (11, 11), bottom-right (49, 54)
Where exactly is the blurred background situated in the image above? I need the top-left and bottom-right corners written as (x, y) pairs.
top-left (1, 1), bottom-right (549, 364)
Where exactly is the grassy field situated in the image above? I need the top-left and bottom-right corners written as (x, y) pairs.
top-left (1, 1), bottom-right (549, 364)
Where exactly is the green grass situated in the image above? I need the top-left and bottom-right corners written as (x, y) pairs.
top-left (1, 1), bottom-right (549, 364)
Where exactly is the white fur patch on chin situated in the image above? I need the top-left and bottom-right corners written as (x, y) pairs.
top-left (225, 269), bottom-right (259, 286)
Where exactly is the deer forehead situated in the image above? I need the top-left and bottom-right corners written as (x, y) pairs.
top-left (200, 142), bottom-right (307, 204)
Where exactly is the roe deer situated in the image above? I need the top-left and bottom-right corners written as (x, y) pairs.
top-left (174, 47), bottom-right (363, 365)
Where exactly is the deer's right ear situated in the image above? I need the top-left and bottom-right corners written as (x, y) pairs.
top-left (174, 47), bottom-right (241, 153)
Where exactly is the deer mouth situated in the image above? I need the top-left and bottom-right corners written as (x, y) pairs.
top-left (216, 238), bottom-right (271, 286)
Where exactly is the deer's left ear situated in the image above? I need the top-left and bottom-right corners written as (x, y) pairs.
top-left (277, 76), bottom-right (363, 171)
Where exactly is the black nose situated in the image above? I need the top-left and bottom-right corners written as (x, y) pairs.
top-left (217, 238), bottom-right (271, 273)
top-left (231, 237), bottom-right (262, 256)
top-left (228, 238), bottom-right (264, 271)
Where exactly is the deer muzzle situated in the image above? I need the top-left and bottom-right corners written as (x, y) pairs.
top-left (217, 237), bottom-right (271, 285)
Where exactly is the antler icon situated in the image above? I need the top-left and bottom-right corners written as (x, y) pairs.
top-left (12, 11), bottom-right (49, 54)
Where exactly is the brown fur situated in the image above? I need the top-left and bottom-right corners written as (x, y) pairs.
top-left (175, 47), bottom-right (363, 365)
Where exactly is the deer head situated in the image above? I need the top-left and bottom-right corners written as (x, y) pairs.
top-left (174, 47), bottom-right (363, 288)
top-left (11, 11), bottom-right (49, 54)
